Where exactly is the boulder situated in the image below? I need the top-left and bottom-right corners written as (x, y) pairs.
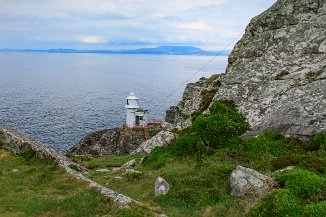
top-left (121, 159), bottom-right (136, 168)
top-left (155, 177), bottom-right (170, 196)
top-left (132, 130), bottom-right (176, 154)
top-left (230, 166), bottom-right (272, 196)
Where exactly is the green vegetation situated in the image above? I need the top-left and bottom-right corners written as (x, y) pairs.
top-left (0, 148), bottom-right (153, 217)
top-left (72, 153), bottom-right (145, 169)
top-left (81, 101), bottom-right (325, 216)
top-left (2, 100), bottom-right (325, 216)
top-left (248, 169), bottom-right (326, 217)
top-left (190, 76), bottom-right (220, 120)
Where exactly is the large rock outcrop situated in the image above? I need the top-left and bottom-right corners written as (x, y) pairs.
top-left (68, 127), bottom-right (146, 157)
top-left (167, 0), bottom-right (325, 138)
top-left (214, 0), bottom-right (326, 137)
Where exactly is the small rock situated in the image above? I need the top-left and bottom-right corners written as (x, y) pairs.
top-left (159, 214), bottom-right (168, 217)
top-left (112, 167), bottom-right (121, 172)
top-left (96, 168), bottom-right (110, 172)
top-left (114, 176), bottom-right (123, 180)
top-left (88, 181), bottom-right (98, 189)
top-left (11, 169), bottom-right (19, 173)
top-left (123, 169), bottom-right (142, 175)
top-left (155, 177), bottom-right (170, 196)
top-left (139, 157), bottom-right (145, 164)
top-left (272, 166), bottom-right (295, 175)
top-left (230, 166), bottom-right (272, 196)
top-left (121, 159), bottom-right (136, 168)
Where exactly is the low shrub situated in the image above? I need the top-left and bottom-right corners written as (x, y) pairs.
top-left (248, 189), bottom-right (303, 217)
top-left (271, 154), bottom-right (326, 174)
top-left (303, 201), bottom-right (326, 217)
top-left (241, 131), bottom-right (287, 156)
top-left (171, 133), bottom-right (205, 156)
top-left (192, 100), bottom-right (250, 148)
top-left (275, 169), bottom-right (326, 199)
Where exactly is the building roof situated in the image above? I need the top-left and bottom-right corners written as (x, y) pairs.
top-left (126, 92), bottom-right (138, 100)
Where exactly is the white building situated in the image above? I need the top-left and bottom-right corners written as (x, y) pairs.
top-left (125, 92), bottom-right (149, 128)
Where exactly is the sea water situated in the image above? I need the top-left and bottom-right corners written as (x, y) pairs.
top-left (0, 53), bottom-right (227, 151)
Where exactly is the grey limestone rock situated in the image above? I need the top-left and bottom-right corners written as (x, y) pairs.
top-left (155, 177), bottom-right (170, 196)
top-left (166, 0), bottom-right (326, 138)
top-left (132, 130), bottom-right (176, 154)
top-left (213, 0), bottom-right (326, 137)
top-left (96, 168), bottom-right (110, 173)
top-left (121, 159), bottom-right (136, 168)
top-left (230, 166), bottom-right (272, 196)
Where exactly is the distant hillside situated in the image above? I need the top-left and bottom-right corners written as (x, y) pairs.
top-left (0, 46), bottom-right (230, 56)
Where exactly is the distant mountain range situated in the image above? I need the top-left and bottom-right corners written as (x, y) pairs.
top-left (0, 46), bottom-right (230, 56)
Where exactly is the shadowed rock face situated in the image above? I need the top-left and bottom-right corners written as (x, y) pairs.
top-left (68, 127), bottom-right (146, 157)
top-left (213, 0), bottom-right (326, 137)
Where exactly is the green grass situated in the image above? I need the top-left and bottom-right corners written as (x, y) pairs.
top-left (0, 148), bottom-right (153, 217)
top-left (80, 131), bottom-right (326, 217)
top-left (89, 155), bottom-right (243, 217)
top-left (73, 101), bottom-right (325, 217)
top-left (72, 153), bottom-right (145, 169)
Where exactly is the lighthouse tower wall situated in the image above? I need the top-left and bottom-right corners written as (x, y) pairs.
top-left (126, 108), bottom-right (136, 128)
top-left (125, 92), bottom-right (139, 128)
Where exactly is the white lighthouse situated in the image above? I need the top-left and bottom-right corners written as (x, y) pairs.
top-left (125, 92), bottom-right (149, 128)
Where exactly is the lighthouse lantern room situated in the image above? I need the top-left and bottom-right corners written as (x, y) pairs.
top-left (125, 92), bottom-right (149, 128)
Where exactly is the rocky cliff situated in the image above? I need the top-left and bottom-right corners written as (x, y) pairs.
top-left (168, 0), bottom-right (326, 137)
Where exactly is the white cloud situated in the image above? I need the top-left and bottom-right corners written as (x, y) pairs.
top-left (176, 21), bottom-right (214, 31)
top-left (0, 0), bottom-right (277, 49)
top-left (79, 36), bottom-right (106, 43)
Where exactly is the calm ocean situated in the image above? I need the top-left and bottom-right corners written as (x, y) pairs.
top-left (0, 53), bottom-right (227, 152)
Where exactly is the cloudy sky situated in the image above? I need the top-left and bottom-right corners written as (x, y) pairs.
top-left (0, 0), bottom-right (276, 50)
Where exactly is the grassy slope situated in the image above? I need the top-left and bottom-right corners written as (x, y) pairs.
top-left (0, 149), bottom-right (153, 217)
top-left (74, 131), bottom-right (326, 217)
top-left (72, 101), bottom-right (326, 217)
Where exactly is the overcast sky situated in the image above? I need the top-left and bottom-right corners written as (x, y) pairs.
top-left (0, 0), bottom-right (276, 50)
